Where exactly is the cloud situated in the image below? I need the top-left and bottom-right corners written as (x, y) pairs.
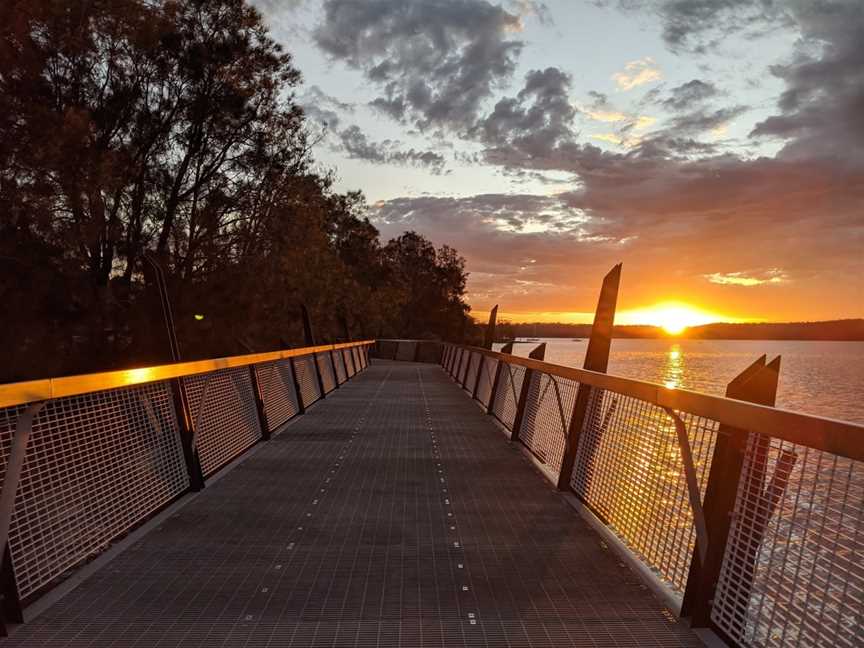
top-left (705, 269), bottom-right (789, 286)
top-left (584, 109), bottom-right (628, 123)
top-left (475, 67), bottom-right (577, 157)
top-left (749, 1), bottom-right (864, 167)
top-left (606, 0), bottom-right (794, 53)
top-left (661, 79), bottom-right (719, 111)
top-left (338, 125), bottom-right (447, 173)
top-left (305, 85), bottom-right (355, 113)
top-left (301, 86), bottom-right (356, 132)
top-left (612, 57), bottom-right (662, 91)
top-left (314, 0), bottom-right (524, 131)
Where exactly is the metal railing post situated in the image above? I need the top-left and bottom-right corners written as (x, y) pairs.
top-left (347, 347), bottom-right (357, 376)
top-left (471, 355), bottom-right (485, 400)
top-left (486, 341), bottom-right (513, 415)
top-left (171, 379), bottom-right (205, 491)
top-left (289, 356), bottom-right (306, 415)
top-left (453, 347), bottom-right (464, 379)
top-left (328, 350), bottom-right (340, 389)
top-left (313, 353), bottom-right (327, 399)
top-left (0, 544), bottom-right (22, 635)
top-left (248, 365), bottom-right (271, 441)
top-left (557, 263), bottom-right (621, 491)
top-left (681, 355), bottom-right (781, 629)
top-left (460, 352), bottom-right (473, 390)
top-left (510, 343), bottom-right (546, 443)
top-left (0, 402), bottom-right (45, 634)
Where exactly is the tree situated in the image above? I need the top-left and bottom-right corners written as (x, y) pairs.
top-left (0, 0), bottom-right (475, 382)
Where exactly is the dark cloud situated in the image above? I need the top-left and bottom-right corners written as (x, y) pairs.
top-left (339, 126), bottom-right (447, 173)
top-left (661, 79), bottom-right (718, 111)
top-left (314, 0), bottom-right (524, 131)
top-left (609, 0), bottom-right (794, 53)
top-left (371, 153), bottom-right (862, 313)
top-left (750, 1), bottom-right (864, 166)
top-left (306, 85), bottom-right (355, 113)
top-left (475, 67), bottom-right (578, 158)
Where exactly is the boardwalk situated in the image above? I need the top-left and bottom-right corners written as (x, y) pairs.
top-left (6, 361), bottom-right (702, 647)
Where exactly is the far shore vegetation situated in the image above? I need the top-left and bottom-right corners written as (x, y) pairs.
top-left (496, 319), bottom-right (864, 342)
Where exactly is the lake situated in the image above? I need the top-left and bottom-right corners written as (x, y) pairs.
top-left (494, 338), bottom-right (864, 424)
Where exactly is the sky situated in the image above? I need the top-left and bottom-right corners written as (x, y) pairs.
top-left (253, 0), bottom-right (863, 326)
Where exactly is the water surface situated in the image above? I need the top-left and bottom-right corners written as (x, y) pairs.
top-left (495, 338), bottom-right (864, 424)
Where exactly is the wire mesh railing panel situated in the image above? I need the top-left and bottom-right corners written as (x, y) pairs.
top-left (475, 358), bottom-right (498, 408)
top-left (293, 355), bottom-right (322, 409)
top-left (0, 382), bottom-right (189, 599)
top-left (491, 362), bottom-right (526, 433)
top-left (570, 389), bottom-right (718, 592)
top-left (712, 435), bottom-right (864, 648)
top-left (458, 350), bottom-right (471, 385)
top-left (464, 352), bottom-right (481, 394)
top-left (183, 367), bottom-right (262, 477)
top-left (316, 353), bottom-right (336, 394)
top-left (518, 372), bottom-right (579, 473)
top-left (254, 360), bottom-right (299, 433)
top-left (342, 349), bottom-right (356, 378)
top-left (334, 350), bottom-right (348, 384)
top-left (449, 347), bottom-right (461, 378)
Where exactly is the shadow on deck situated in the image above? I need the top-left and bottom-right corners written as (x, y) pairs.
top-left (6, 361), bottom-right (701, 647)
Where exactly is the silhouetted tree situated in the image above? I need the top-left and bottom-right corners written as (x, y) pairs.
top-left (0, 0), bottom-right (472, 381)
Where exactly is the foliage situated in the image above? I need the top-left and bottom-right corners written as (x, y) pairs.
top-left (0, 0), bottom-right (473, 381)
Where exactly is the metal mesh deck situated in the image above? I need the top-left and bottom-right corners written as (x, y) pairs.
top-left (6, 362), bottom-right (701, 647)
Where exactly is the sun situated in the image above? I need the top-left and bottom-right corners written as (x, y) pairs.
top-left (618, 302), bottom-right (729, 335)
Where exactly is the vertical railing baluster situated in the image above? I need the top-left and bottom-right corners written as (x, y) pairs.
top-left (248, 364), bottom-right (271, 441)
top-left (472, 355), bottom-right (485, 400)
top-left (328, 349), bottom-right (340, 389)
top-left (171, 379), bottom-right (206, 491)
top-left (289, 356), bottom-right (306, 415)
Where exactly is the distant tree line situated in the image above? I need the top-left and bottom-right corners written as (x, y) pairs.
top-left (0, 0), bottom-right (476, 382)
top-left (499, 320), bottom-right (864, 341)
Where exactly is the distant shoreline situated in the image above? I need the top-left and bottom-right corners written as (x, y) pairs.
top-left (497, 319), bottom-right (864, 342)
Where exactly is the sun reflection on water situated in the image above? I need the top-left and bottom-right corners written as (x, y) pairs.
top-left (663, 344), bottom-right (684, 389)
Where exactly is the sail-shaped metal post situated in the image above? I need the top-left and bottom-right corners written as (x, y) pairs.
top-left (557, 263), bottom-right (621, 490)
top-left (510, 342), bottom-right (546, 443)
top-left (300, 304), bottom-right (327, 399)
top-left (682, 355), bottom-right (782, 628)
top-left (487, 341), bottom-right (514, 415)
top-left (482, 305), bottom-right (498, 350)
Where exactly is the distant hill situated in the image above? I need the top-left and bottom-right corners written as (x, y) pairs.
top-left (502, 319), bottom-right (864, 341)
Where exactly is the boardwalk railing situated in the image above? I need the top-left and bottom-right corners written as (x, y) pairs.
top-left (0, 341), bottom-right (373, 626)
top-left (441, 342), bottom-right (864, 648)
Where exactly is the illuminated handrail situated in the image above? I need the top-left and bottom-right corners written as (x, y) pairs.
top-left (443, 344), bottom-right (864, 461)
top-left (0, 341), bottom-right (375, 409)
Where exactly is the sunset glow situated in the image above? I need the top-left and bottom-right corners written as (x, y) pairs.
top-left (617, 302), bottom-right (739, 335)
top-left (481, 301), bottom-right (741, 332)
